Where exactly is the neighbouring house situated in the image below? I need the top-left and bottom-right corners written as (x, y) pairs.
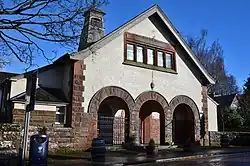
top-left (0, 4), bottom-right (219, 151)
top-left (211, 93), bottom-right (240, 131)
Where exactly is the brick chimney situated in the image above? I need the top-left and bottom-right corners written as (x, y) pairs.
top-left (78, 6), bottom-right (105, 51)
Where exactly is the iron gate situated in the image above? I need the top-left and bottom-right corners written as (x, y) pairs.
top-left (98, 115), bottom-right (128, 145)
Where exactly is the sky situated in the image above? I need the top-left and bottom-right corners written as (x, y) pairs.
top-left (4, 0), bottom-right (250, 88)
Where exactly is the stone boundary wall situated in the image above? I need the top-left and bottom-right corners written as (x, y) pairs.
top-left (12, 109), bottom-right (56, 125)
top-left (0, 124), bottom-right (75, 153)
top-left (209, 131), bottom-right (250, 146)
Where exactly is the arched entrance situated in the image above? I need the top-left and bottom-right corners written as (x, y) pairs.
top-left (172, 104), bottom-right (195, 145)
top-left (135, 91), bottom-right (169, 145)
top-left (98, 96), bottom-right (129, 145)
top-left (88, 86), bottom-right (136, 145)
top-left (169, 95), bottom-right (200, 145)
top-left (139, 100), bottom-right (165, 145)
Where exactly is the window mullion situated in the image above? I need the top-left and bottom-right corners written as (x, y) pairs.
top-left (134, 44), bottom-right (137, 62)
top-left (154, 49), bottom-right (157, 66)
top-left (163, 52), bottom-right (166, 68)
top-left (143, 46), bottom-right (147, 64)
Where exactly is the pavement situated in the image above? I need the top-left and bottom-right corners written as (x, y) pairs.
top-left (1, 147), bottom-right (250, 166)
top-left (133, 153), bottom-right (250, 166)
top-left (48, 147), bottom-right (250, 166)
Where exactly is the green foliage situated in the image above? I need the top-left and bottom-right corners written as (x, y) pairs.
top-left (38, 126), bottom-right (47, 135)
top-left (148, 139), bottom-right (156, 146)
top-left (239, 75), bottom-right (250, 127)
top-left (224, 107), bottom-right (245, 129)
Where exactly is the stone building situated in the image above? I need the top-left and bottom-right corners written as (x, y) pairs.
top-left (0, 5), bottom-right (218, 150)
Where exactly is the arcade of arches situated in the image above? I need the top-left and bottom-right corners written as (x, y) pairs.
top-left (88, 86), bottom-right (202, 146)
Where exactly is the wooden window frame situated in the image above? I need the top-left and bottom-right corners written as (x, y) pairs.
top-left (124, 32), bottom-right (177, 74)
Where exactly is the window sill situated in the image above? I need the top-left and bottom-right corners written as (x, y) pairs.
top-left (123, 60), bottom-right (177, 74)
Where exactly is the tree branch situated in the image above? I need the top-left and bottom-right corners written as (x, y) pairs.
top-left (0, 33), bottom-right (24, 62)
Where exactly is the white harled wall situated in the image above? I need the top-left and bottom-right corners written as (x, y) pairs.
top-left (82, 18), bottom-right (203, 113)
top-left (207, 97), bottom-right (218, 131)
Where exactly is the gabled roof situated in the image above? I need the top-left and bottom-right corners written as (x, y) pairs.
top-left (211, 93), bottom-right (237, 108)
top-left (11, 86), bottom-right (68, 104)
top-left (71, 4), bottom-right (215, 84)
top-left (10, 53), bottom-right (72, 81)
top-left (0, 72), bottom-right (19, 83)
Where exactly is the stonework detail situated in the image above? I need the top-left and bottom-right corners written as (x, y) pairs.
top-left (12, 109), bottom-right (56, 125)
top-left (168, 95), bottom-right (200, 143)
top-left (0, 124), bottom-right (74, 153)
top-left (70, 60), bottom-right (94, 150)
top-left (88, 86), bottom-right (136, 142)
top-left (201, 86), bottom-right (209, 146)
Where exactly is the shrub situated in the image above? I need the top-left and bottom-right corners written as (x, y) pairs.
top-left (148, 139), bottom-right (155, 147)
top-left (38, 126), bottom-right (47, 135)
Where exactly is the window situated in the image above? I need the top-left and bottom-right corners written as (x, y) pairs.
top-left (136, 46), bottom-right (143, 63)
top-left (124, 32), bottom-right (176, 72)
top-left (126, 44), bottom-right (134, 61)
top-left (56, 107), bottom-right (66, 124)
top-left (157, 51), bottom-right (164, 67)
top-left (147, 49), bottom-right (154, 65)
top-left (166, 53), bottom-right (172, 69)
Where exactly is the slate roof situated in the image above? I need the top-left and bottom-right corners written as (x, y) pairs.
top-left (212, 94), bottom-right (237, 108)
top-left (11, 86), bottom-right (68, 104)
top-left (0, 72), bottom-right (19, 83)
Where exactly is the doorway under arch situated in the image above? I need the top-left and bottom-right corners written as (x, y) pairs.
top-left (98, 96), bottom-right (129, 145)
top-left (172, 104), bottom-right (195, 145)
top-left (139, 100), bottom-right (165, 145)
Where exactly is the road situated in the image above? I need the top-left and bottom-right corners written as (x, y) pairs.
top-left (134, 153), bottom-right (250, 166)
top-left (1, 152), bottom-right (249, 166)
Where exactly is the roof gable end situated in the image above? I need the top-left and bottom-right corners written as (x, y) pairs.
top-left (71, 5), bottom-right (215, 84)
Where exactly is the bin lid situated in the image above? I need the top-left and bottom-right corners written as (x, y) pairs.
top-left (31, 134), bottom-right (48, 138)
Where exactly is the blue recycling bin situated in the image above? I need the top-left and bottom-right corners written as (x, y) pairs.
top-left (29, 134), bottom-right (49, 166)
top-left (91, 138), bottom-right (106, 163)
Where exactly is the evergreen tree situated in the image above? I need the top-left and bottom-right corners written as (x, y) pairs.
top-left (239, 76), bottom-right (250, 127)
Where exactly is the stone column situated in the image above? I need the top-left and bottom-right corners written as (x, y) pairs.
top-left (71, 61), bottom-right (85, 128)
top-left (71, 60), bottom-right (94, 150)
top-left (201, 86), bottom-right (209, 146)
top-left (129, 110), bottom-right (140, 145)
top-left (165, 108), bottom-right (173, 144)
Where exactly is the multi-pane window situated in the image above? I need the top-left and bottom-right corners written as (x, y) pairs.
top-left (124, 33), bottom-right (176, 71)
top-left (147, 49), bottom-right (154, 65)
top-left (157, 51), bottom-right (164, 67)
top-left (136, 46), bottom-right (143, 63)
top-left (126, 44), bottom-right (134, 61)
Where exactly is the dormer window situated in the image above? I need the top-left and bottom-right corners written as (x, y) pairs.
top-left (124, 32), bottom-right (176, 73)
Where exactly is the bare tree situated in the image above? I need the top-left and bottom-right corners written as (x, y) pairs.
top-left (186, 30), bottom-right (239, 95)
top-left (0, 0), bottom-right (108, 69)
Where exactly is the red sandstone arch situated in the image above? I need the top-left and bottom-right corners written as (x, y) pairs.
top-left (135, 91), bottom-right (169, 110)
top-left (88, 86), bottom-right (135, 114)
top-left (169, 95), bottom-right (200, 143)
top-left (87, 86), bottom-right (137, 143)
top-left (135, 91), bottom-right (169, 144)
